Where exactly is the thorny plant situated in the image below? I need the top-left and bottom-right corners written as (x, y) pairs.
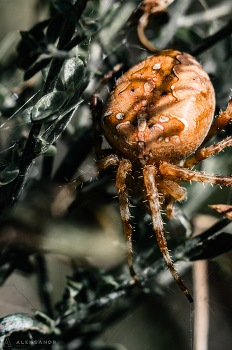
top-left (0, 0), bottom-right (232, 349)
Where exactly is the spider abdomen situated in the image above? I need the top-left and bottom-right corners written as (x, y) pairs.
top-left (102, 50), bottom-right (215, 165)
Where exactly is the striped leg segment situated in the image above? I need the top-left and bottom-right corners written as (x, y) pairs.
top-left (166, 194), bottom-right (175, 220)
top-left (157, 178), bottom-right (187, 201)
top-left (116, 158), bottom-right (140, 286)
top-left (52, 154), bottom-right (119, 217)
top-left (137, 0), bottom-right (174, 53)
top-left (184, 136), bottom-right (232, 168)
top-left (160, 161), bottom-right (232, 187)
top-left (143, 165), bottom-right (193, 302)
top-left (203, 96), bottom-right (232, 145)
top-left (72, 154), bottom-right (119, 188)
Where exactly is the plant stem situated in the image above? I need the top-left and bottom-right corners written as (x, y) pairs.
top-left (155, 0), bottom-right (194, 50)
top-left (191, 19), bottom-right (232, 57)
top-left (193, 260), bottom-right (209, 350)
top-left (36, 254), bottom-right (54, 318)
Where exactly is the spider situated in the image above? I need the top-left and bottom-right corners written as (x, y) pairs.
top-left (75, 0), bottom-right (232, 302)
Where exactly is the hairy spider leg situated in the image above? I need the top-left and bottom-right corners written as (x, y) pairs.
top-left (116, 158), bottom-right (141, 286)
top-left (156, 179), bottom-right (187, 219)
top-left (137, 0), bottom-right (174, 53)
top-left (72, 154), bottom-right (119, 188)
top-left (184, 97), bottom-right (232, 168)
top-left (157, 178), bottom-right (187, 201)
top-left (160, 162), bottom-right (232, 186)
top-left (184, 136), bottom-right (232, 168)
top-left (166, 194), bottom-right (175, 220)
top-left (202, 96), bottom-right (232, 146)
top-left (143, 165), bottom-right (193, 302)
top-left (137, 6), bottom-right (156, 54)
top-left (53, 154), bottom-right (120, 217)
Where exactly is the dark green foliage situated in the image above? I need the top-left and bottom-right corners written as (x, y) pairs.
top-left (16, 20), bottom-right (51, 71)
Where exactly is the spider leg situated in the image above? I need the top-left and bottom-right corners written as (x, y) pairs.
top-left (137, 8), bottom-right (156, 53)
top-left (184, 136), bottom-right (232, 167)
top-left (137, 0), bottom-right (174, 53)
top-left (143, 165), bottom-right (193, 302)
top-left (116, 158), bottom-right (140, 286)
top-left (184, 97), bottom-right (232, 167)
top-left (52, 155), bottom-right (119, 217)
top-left (166, 194), bottom-right (175, 220)
top-left (72, 154), bottom-right (119, 188)
top-left (91, 64), bottom-right (123, 159)
top-left (95, 63), bottom-right (123, 94)
top-left (202, 96), bottom-right (232, 145)
top-left (157, 178), bottom-right (187, 219)
top-left (160, 161), bottom-right (232, 186)
top-left (157, 178), bottom-right (187, 201)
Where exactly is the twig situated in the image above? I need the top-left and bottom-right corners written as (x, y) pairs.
top-left (178, 1), bottom-right (232, 28)
top-left (35, 254), bottom-right (54, 318)
top-left (191, 19), bottom-right (232, 57)
top-left (193, 260), bottom-right (209, 350)
top-left (154, 0), bottom-right (194, 49)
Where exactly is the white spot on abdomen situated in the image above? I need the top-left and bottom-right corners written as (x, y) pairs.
top-left (154, 123), bottom-right (164, 131)
top-left (159, 116), bottom-right (169, 122)
top-left (173, 66), bottom-right (179, 78)
top-left (171, 114), bottom-right (188, 132)
top-left (153, 63), bottom-right (161, 70)
top-left (171, 135), bottom-right (180, 142)
top-left (116, 113), bottom-right (124, 120)
top-left (103, 111), bottom-right (112, 118)
top-left (144, 82), bottom-right (154, 95)
top-left (137, 113), bottom-right (147, 140)
top-left (116, 121), bottom-right (131, 130)
top-left (141, 100), bottom-right (148, 106)
top-left (138, 115), bottom-right (147, 132)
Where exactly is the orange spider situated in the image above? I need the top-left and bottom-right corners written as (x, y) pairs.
top-left (78, 0), bottom-right (232, 302)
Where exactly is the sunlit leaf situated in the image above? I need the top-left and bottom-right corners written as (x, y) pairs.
top-left (0, 313), bottom-right (52, 349)
top-left (63, 57), bottom-right (85, 94)
top-left (22, 106), bottom-right (33, 123)
top-left (0, 163), bottom-right (19, 186)
top-left (31, 91), bottom-right (68, 122)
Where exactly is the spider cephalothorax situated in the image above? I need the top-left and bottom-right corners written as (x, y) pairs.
top-left (80, 1), bottom-right (232, 302)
